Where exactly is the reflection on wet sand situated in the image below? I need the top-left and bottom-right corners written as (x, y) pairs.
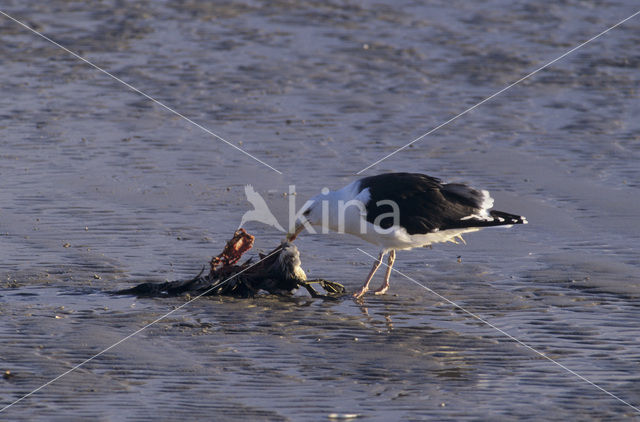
top-left (357, 301), bottom-right (394, 333)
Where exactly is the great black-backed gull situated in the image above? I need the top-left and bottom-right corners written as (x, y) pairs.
top-left (287, 172), bottom-right (527, 299)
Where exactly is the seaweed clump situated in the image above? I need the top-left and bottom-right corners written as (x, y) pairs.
top-left (115, 229), bottom-right (345, 299)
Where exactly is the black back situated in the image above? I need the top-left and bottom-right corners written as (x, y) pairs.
top-left (358, 173), bottom-right (524, 235)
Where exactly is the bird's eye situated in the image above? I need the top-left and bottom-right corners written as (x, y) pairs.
top-left (303, 209), bottom-right (311, 216)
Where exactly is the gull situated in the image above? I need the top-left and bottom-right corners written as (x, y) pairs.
top-left (287, 172), bottom-right (527, 299)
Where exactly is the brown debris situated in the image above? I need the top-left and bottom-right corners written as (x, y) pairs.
top-left (210, 228), bottom-right (255, 272)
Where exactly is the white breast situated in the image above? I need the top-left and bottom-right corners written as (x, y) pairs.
top-left (347, 219), bottom-right (482, 251)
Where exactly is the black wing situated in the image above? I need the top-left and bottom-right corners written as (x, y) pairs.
top-left (359, 173), bottom-right (524, 235)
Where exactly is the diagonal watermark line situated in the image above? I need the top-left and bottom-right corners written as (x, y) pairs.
top-left (357, 248), bottom-right (640, 414)
top-left (357, 9), bottom-right (640, 174)
top-left (0, 9), bottom-right (282, 175)
top-left (0, 247), bottom-right (282, 413)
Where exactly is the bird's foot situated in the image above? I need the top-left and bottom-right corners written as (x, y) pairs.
top-left (352, 287), bottom-right (368, 299)
top-left (373, 285), bottom-right (389, 295)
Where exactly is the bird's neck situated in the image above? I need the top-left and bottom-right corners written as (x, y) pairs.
top-left (319, 184), bottom-right (369, 235)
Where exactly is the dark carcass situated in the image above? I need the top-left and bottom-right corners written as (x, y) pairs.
top-left (115, 229), bottom-right (344, 298)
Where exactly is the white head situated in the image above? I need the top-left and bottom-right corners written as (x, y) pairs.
top-left (286, 190), bottom-right (327, 241)
top-left (286, 183), bottom-right (370, 240)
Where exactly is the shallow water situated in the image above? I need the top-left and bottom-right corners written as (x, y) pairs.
top-left (1, 0), bottom-right (640, 420)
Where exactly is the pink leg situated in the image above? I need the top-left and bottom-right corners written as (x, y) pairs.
top-left (374, 249), bottom-right (395, 295)
top-left (353, 251), bottom-right (385, 299)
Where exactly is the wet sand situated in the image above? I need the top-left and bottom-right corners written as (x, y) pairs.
top-left (1, 0), bottom-right (640, 420)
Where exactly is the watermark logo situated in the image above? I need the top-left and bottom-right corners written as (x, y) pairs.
top-left (238, 185), bottom-right (285, 232)
top-left (238, 184), bottom-right (400, 236)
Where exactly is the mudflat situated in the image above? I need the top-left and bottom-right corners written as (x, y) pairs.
top-left (1, 1), bottom-right (639, 420)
